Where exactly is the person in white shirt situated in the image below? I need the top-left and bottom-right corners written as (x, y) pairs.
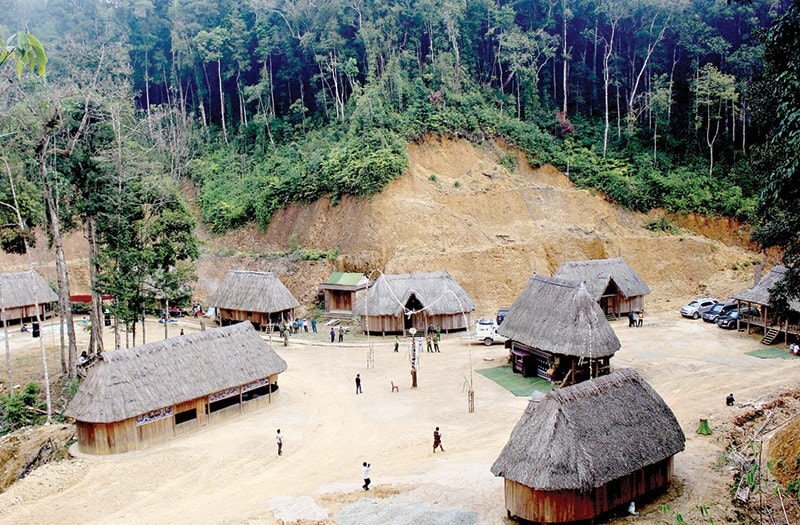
top-left (362, 461), bottom-right (371, 490)
top-left (276, 429), bottom-right (283, 456)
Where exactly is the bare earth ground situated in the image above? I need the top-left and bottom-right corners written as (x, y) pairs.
top-left (0, 136), bottom-right (797, 523)
top-left (1, 312), bottom-right (800, 524)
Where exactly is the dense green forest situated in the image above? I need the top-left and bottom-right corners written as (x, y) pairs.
top-left (2, 0), bottom-right (792, 232)
top-left (1, 0), bottom-right (799, 385)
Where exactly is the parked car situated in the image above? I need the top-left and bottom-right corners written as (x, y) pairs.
top-left (475, 318), bottom-right (507, 346)
top-left (680, 297), bottom-right (719, 319)
top-left (702, 301), bottom-right (738, 323)
top-left (715, 307), bottom-right (761, 329)
top-left (496, 307), bottom-right (510, 325)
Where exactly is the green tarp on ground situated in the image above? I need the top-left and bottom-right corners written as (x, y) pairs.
top-left (746, 348), bottom-right (799, 360)
top-left (476, 365), bottom-right (552, 397)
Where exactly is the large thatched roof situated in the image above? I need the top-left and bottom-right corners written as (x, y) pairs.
top-left (554, 257), bottom-right (651, 300)
top-left (732, 265), bottom-right (800, 311)
top-left (209, 270), bottom-right (300, 313)
top-left (65, 322), bottom-right (287, 423)
top-left (0, 271), bottom-right (58, 310)
top-left (498, 274), bottom-right (620, 357)
top-left (354, 271), bottom-right (475, 317)
top-left (491, 368), bottom-right (685, 491)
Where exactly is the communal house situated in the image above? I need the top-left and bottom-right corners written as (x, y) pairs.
top-left (66, 322), bottom-right (287, 454)
top-left (354, 271), bottom-right (475, 335)
top-left (209, 270), bottom-right (300, 330)
top-left (554, 257), bottom-right (650, 319)
top-left (498, 274), bottom-right (620, 386)
top-left (491, 369), bottom-right (685, 524)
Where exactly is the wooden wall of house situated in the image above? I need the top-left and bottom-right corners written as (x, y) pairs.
top-left (324, 290), bottom-right (356, 312)
top-left (75, 419), bottom-right (138, 455)
top-left (220, 309), bottom-right (293, 330)
top-left (619, 296), bottom-right (644, 315)
top-left (360, 313), bottom-right (472, 335)
top-left (503, 457), bottom-right (673, 523)
top-left (0, 303), bottom-right (54, 324)
top-left (76, 375), bottom-right (284, 454)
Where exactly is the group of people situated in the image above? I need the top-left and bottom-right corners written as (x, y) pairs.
top-left (628, 310), bottom-right (644, 327)
top-left (330, 325), bottom-right (345, 343)
top-left (280, 317), bottom-right (317, 336)
top-left (274, 425), bottom-right (445, 492)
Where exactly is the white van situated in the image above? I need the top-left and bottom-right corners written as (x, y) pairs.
top-left (475, 318), bottom-right (507, 346)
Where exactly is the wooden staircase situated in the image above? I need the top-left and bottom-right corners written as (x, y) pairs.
top-left (761, 327), bottom-right (780, 345)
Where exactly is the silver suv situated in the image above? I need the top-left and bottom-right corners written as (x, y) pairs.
top-left (680, 297), bottom-right (718, 319)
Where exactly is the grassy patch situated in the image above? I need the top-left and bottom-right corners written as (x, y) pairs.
top-left (476, 365), bottom-right (552, 397)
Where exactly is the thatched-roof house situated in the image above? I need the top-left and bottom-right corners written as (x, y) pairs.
top-left (66, 322), bottom-right (287, 455)
top-left (554, 257), bottom-right (650, 318)
top-left (491, 369), bottom-right (685, 524)
top-left (0, 271), bottom-right (58, 325)
top-left (732, 265), bottom-right (800, 343)
top-left (354, 271), bottom-right (475, 335)
top-left (498, 274), bottom-right (620, 385)
top-left (209, 270), bottom-right (300, 330)
top-left (319, 272), bottom-right (369, 317)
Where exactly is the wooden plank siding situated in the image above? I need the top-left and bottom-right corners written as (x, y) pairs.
top-left (219, 308), bottom-right (294, 331)
top-left (0, 303), bottom-right (55, 324)
top-left (75, 376), bottom-right (281, 455)
top-left (360, 312), bottom-right (472, 336)
top-left (504, 458), bottom-right (673, 524)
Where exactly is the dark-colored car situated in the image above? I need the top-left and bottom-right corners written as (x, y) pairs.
top-left (702, 301), bottom-right (738, 323)
top-left (716, 307), bottom-right (761, 329)
top-left (496, 307), bottom-right (510, 325)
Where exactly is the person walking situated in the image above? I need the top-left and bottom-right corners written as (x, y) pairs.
top-left (276, 429), bottom-right (283, 456)
top-left (393, 336), bottom-right (399, 352)
top-left (330, 327), bottom-right (336, 343)
top-left (355, 374), bottom-right (362, 394)
top-left (303, 318), bottom-right (309, 333)
top-left (283, 330), bottom-right (289, 347)
top-left (338, 326), bottom-right (344, 343)
top-left (433, 333), bottom-right (440, 352)
top-left (362, 461), bottom-right (371, 490)
top-left (426, 336), bottom-right (433, 352)
top-left (311, 318), bottom-right (317, 333)
top-left (433, 427), bottom-right (444, 452)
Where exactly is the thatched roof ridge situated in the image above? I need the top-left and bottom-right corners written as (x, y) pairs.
top-left (65, 322), bottom-right (287, 423)
top-left (354, 271), bottom-right (475, 317)
top-left (209, 270), bottom-right (300, 313)
top-left (497, 274), bottom-right (620, 357)
top-left (491, 369), bottom-right (685, 491)
top-left (732, 265), bottom-right (800, 311)
top-left (0, 271), bottom-right (58, 310)
top-left (554, 257), bottom-right (651, 299)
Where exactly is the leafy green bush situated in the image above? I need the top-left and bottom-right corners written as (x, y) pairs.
top-left (0, 382), bottom-right (46, 434)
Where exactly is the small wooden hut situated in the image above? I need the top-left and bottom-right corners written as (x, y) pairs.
top-left (491, 369), bottom-right (685, 524)
top-left (65, 322), bottom-right (287, 455)
top-left (498, 274), bottom-right (620, 385)
top-left (319, 272), bottom-right (369, 317)
top-left (0, 270), bottom-right (58, 326)
top-left (732, 265), bottom-right (800, 343)
top-left (554, 257), bottom-right (650, 318)
top-left (209, 270), bottom-right (300, 330)
top-left (354, 271), bottom-right (475, 335)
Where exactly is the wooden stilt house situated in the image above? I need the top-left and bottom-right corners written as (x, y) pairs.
top-left (732, 265), bottom-right (800, 344)
top-left (354, 271), bottom-right (475, 335)
top-left (497, 274), bottom-right (620, 386)
top-left (65, 322), bottom-right (287, 455)
top-left (209, 270), bottom-right (300, 330)
top-left (491, 369), bottom-right (685, 524)
top-left (554, 257), bottom-right (650, 318)
top-left (0, 271), bottom-right (58, 326)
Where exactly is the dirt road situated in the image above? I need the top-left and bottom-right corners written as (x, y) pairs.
top-left (1, 311), bottom-right (798, 524)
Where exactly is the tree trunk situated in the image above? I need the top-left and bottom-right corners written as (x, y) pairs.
top-left (217, 59), bottom-right (228, 144)
top-left (87, 218), bottom-right (104, 355)
top-left (562, 0), bottom-right (569, 115)
top-left (2, 306), bottom-right (11, 393)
